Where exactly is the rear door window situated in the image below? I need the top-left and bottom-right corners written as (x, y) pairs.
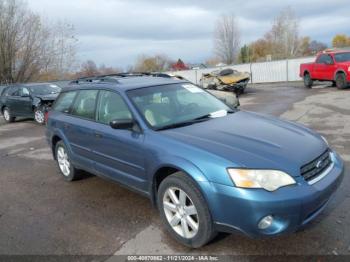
top-left (71, 90), bottom-right (99, 120)
top-left (53, 91), bottom-right (77, 113)
top-left (8, 87), bottom-right (20, 96)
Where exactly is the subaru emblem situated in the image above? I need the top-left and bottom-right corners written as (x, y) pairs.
top-left (316, 160), bottom-right (323, 169)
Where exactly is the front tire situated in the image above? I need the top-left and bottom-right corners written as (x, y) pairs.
top-left (34, 107), bottom-right (45, 125)
top-left (55, 141), bottom-right (81, 181)
top-left (303, 73), bottom-right (313, 88)
top-left (2, 107), bottom-right (15, 123)
top-left (157, 172), bottom-right (216, 248)
top-left (335, 73), bottom-right (347, 89)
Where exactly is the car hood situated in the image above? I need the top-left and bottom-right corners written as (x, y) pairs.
top-left (217, 73), bottom-right (250, 84)
top-left (34, 93), bottom-right (59, 101)
top-left (161, 111), bottom-right (327, 176)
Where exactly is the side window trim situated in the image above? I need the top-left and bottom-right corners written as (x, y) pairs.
top-left (95, 90), bottom-right (103, 122)
top-left (92, 90), bottom-right (100, 121)
top-left (68, 90), bottom-right (80, 114)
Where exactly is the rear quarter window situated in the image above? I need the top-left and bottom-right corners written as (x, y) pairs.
top-left (53, 91), bottom-right (77, 113)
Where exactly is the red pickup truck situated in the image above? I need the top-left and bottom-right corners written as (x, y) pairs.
top-left (300, 50), bottom-right (350, 89)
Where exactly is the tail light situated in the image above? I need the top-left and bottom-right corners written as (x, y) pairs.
top-left (44, 111), bottom-right (50, 125)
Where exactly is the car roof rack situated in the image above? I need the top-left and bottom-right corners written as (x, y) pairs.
top-left (69, 72), bottom-right (176, 85)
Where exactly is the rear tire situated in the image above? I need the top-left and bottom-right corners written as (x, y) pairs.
top-left (55, 141), bottom-right (81, 181)
top-left (157, 172), bottom-right (216, 248)
top-left (335, 73), bottom-right (347, 89)
top-left (2, 107), bottom-right (15, 123)
top-left (303, 73), bottom-right (313, 88)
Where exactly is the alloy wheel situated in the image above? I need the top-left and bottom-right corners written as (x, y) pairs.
top-left (35, 109), bottom-right (45, 124)
top-left (3, 109), bottom-right (10, 121)
top-left (163, 187), bottom-right (199, 239)
top-left (57, 146), bottom-right (70, 177)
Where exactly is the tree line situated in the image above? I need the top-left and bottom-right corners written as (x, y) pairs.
top-left (1, 1), bottom-right (349, 83)
top-left (213, 7), bottom-right (350, 65)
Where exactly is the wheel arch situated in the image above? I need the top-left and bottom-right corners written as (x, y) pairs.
top-left (303, 70), bottom-right (311, 77)
top-left (1, 105), bottom-right (6, 114)
top-left (149, 160), bottom-right (210, 207)
top-left (50, 129), bottom-right (73, 160)
top-left (334, 69), bottom-right (347, 80)
top-left (51, 135), bottom-right (62, 160)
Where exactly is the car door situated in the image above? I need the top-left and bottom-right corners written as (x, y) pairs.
top-left (17, 87), bottom-right (33, 116)
top-left (314, 54), bottom-right (327, 79)
top-left (62, 89), bottom-right (99, 172)
top-left (6, 86), bottom-right (21, 116)
top-left (92, 90), bottom-right (147, 192)
top-left (323, 54), bottom-right (336, 80)
top-left (314, 54), bottom-right (335, 80)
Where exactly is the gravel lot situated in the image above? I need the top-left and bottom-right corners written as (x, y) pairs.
top-left (0, 82), bottom-right (349, 259)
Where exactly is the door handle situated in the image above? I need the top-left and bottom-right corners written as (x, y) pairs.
top-left (63, 123), bottom-right (70, 130)
top-left (94, 132), bottom-right (103, 139)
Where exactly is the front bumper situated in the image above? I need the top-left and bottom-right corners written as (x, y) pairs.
top-left (200, 151), bottom-right (344, 238)
top-left (224, 79), bottom-right (250, 91)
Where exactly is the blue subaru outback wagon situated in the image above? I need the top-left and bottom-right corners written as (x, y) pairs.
top-left (46, 76), bottom-right (344, 247)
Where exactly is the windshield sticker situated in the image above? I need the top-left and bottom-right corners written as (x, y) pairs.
top-left (182, 84), bottom-right (204, 93)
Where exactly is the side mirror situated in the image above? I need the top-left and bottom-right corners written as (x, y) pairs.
top-left (110, 119), bottom-right (135, 130)
top-left (325, 60), bottom-right (333, 65)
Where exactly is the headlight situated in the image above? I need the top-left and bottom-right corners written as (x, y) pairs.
top-left (348, 66), bottom-right (350, 72)
top-left (227, 169), bottom-right (296, 191)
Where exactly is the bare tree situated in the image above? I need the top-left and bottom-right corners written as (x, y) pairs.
top-left (133, 54), bottom-right (172, 72)
top-left (74, 60), bottom-right (122, 78)
top-left (214, 14), bottom-right (240, 65)
top-left (77, 60), bottom-right (99, 77)
top-left (98, 64), bottom-right (121, 75)
top-left (268, 7), bottom-right (300, 59)
top-left (0, 0), bottom-right (77, 84)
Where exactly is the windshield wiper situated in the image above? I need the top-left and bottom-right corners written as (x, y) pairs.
top-left (156, 110), bottom-right (234, 131)
top-left (155, 118), bottom-right (211, 131)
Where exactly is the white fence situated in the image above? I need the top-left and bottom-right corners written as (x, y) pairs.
top-left (171, 56), bottom-right (315, 84)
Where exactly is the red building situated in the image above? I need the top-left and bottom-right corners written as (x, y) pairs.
top-left (171, 59), bottom-right (189, 71)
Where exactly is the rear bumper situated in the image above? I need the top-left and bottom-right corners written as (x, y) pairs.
top-left (199, 151), bottom-right (344, 238)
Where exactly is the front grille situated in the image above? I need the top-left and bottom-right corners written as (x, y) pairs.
top-left (301, 149), bottom-right (332, 182)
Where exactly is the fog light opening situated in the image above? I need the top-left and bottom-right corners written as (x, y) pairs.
top-left (258, 215), bottom-right (274, 230)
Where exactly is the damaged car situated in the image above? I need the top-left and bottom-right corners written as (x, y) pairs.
top-left (0, 83), bottom-right (61, 124)
top-left (200, 68), bottom-right (250, 94)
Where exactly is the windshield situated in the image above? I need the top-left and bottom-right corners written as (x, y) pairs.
top-left (334, 52), bottom-right (350, 63)
top-left (127, 83), bottom-right (232, 130)
top-left (29, 84), bottom-right (61, 95)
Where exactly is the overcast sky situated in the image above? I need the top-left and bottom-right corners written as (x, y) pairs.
top-left (27, 0), bottom-right (350, 69)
